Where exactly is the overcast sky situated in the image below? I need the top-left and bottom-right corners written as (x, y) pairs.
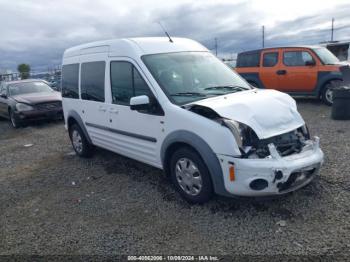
top-left (0, 0), bottom-right (349, 72)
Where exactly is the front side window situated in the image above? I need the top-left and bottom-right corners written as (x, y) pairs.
top-left (263, 52), bottom-right (278, 67)
top-left (110, 62), bottom-right (152, 105)
top-left (62, 64), bottom-right (79, 98)
top-left (142, 52), bottom-right (251, 105)
top-left (8, 81), bottom-right (53, 96)
top-left (81, 61), bottom-right (105, 102)
top-left (283, 51), bottom-right (315, 66)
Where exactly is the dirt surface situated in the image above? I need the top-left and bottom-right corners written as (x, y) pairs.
top-left (0, 99), bottom-right (349, 258)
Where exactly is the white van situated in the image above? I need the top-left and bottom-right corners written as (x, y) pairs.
top-left (62, 37), bottom-right (324, 203)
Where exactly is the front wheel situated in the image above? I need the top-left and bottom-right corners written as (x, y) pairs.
top-left (69, 124), bottom-right (93, 157)
top-left (321, 82), bottom-right (334, 106)
top-left (170, 147), bottom-right (213, 204)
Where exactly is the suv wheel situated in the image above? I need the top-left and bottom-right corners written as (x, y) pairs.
top-left (170, 147), bottom-right (213, 204)
top-left (69, 124), bottom-right (93, 157)
top-left (9, 109), bottom-right (21, 128)
top-left (321, 82), bottom-right (335, 106)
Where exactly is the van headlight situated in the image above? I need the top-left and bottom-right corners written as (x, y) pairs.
top-left (16, 103), bottom-right (34, 112)
top-left (223, 119), bottom-right (246, 147)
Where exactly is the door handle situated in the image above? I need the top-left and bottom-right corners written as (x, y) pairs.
top-left (109, 108), bottom-right (119, 114)
top-left (276, 70), bottom-right (287, 75)
top-left (98, 106), bottom-right (107, 112)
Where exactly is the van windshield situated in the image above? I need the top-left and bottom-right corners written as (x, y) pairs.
top-left (142, 52), bottom-right (251, 105)
top-left (313, 47), bottom-right (340, 65)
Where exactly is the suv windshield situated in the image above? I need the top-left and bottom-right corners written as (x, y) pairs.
top-left (313, 47), bottom-right (339, 65)
top-left (8, 81), bottom-right (53, 96)
top-left (142, 52), bottom-right (251, 105)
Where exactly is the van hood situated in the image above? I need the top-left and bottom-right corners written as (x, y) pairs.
top-left (189, 89), bottom-right (305, 139)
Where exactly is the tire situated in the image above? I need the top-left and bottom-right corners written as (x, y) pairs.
top-left (321, 81), bottom-right (338, 106)
top-left (69, 124), bottom-right (93, 157)
top-left (169, 147), bottom-right (213, 204)
top-left (9, 109), bottom-right (21, 128)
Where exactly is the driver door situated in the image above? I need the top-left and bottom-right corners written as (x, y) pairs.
top-left (278, 48), bottom-right (319, 92)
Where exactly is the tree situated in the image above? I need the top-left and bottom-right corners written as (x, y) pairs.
top-left (17, 64), bottom-right (31, 79)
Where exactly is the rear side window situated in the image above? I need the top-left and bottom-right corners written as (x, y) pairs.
top-left (283, 51), bottom-right (314, 66)
top-left (237, 52), bottom-right (260, 67)
top-left (110, 61), bottom-right (152, 105)
top-left (81, 61), bottom-right (106, 102)
top-left (62, 64), bottom-right (79, 98)
top-left (263, 52), bottom-right (278, 67)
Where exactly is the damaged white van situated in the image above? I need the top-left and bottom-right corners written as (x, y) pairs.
top-left (62, 37), bottom-right (324, 203)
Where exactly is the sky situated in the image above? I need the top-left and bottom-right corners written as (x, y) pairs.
top-left (0, 0), bottom-right (349, 72)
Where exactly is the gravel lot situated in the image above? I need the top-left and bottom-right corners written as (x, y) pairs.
top-left (1, 99), bottom-right (349, 258)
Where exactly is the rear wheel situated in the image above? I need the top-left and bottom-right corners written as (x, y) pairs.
top-left (169, 147), bottom-right (213, 204)
top-left (9, 109), bottom-right (21, 128)
top-left (69, 124), bottom-right (93, 157)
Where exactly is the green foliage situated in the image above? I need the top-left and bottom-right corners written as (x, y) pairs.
top-left (17, 64), bottom-right (31, 79)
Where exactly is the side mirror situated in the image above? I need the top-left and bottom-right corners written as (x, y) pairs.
top-left (130, 95), bottom-right (150, 111)
top-left (0, 94), bottom-right (7, 99)
top-left (305, 60), bottom-right (316, 66)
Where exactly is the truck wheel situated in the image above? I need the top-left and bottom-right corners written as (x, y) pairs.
top-left (9, 109), bottom-right (21, 128)
top-left (170, 147), bottom-right (213, 204)
top-left (321, 82), bottom-right (334, 106)
top-left (69, 124), bottom-right (93, 157)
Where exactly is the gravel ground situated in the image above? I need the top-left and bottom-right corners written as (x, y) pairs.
top-left (0, 99), bottom-right (349, 258)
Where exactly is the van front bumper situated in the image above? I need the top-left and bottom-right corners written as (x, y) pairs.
top-left (217, 136), bottom-right (324, 197)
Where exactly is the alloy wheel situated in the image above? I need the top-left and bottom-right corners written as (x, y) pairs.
top-left (325, 88), bottom-right (334, 104)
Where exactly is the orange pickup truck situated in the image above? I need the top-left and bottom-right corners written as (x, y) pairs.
top-left (235, 46), bottom-right (345, 105)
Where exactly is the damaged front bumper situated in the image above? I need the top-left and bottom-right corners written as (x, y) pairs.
top-left (217, 136), bottom-right (324, 197)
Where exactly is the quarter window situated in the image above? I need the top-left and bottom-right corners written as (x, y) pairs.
top-left (283, 51), bottom-right (314, 66)
top-left (61, 64), bottom-right (79, 99)
top-left (81, 61), bottom-right (106, 102)
top-left (110, 61), bottom-right (152, 105)
top-left (236, 52), bottom-right (260, 67)
top-left (263, 52), bottom-right (278, 67)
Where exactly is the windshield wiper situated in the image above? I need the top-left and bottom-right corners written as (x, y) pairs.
top-left (170, 92), bottom-right (207, 96)
top-left (204, 85), bottom-right (247, 91)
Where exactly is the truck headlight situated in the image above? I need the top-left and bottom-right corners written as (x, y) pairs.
top-left (16, 103), bottom-right (34, 112)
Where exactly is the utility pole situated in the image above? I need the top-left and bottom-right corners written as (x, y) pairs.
top-left (214, 38), bottom-right (218, 56)
top-left (331, 18), bottom-right (334, 41)
top-left (262, 25), bottom-right (265, 48)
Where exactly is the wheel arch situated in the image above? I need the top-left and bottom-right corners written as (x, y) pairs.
top-left (66, 110), bottom-right (92, 144)
top-left (161, 130), bottom-right (230, 197)
top-left (316, 71), bottom-right (343, 97)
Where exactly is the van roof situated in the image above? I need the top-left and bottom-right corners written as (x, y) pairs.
top-left (63, 37), bottom-right (208, 58)
top-left (238, 45), bottom-right (323, 55)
